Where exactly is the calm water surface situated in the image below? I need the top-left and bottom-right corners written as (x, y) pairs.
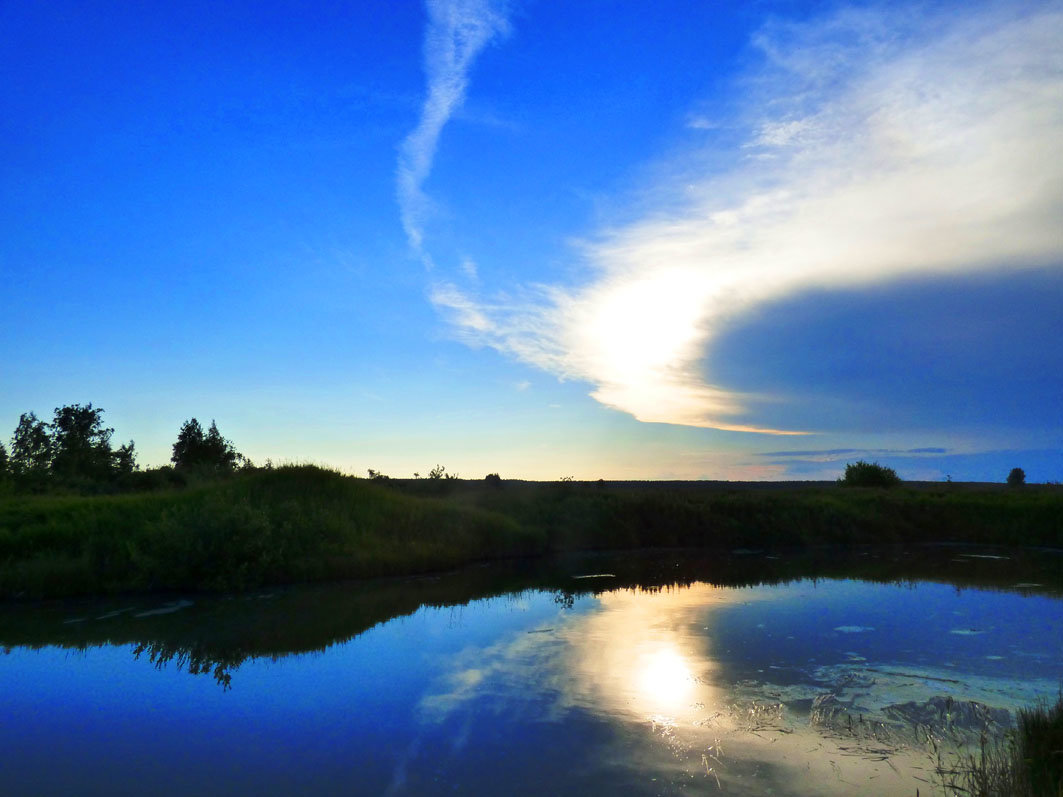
top-left (1, 549), bottom-right (1061, 795)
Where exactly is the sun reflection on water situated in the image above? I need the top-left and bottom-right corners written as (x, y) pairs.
top-left (636, 646), bottom-right (695, 714)
top-left (560, 584), bottom-right (736, 724)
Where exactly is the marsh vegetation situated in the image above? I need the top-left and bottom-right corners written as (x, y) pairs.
top-left (2, 421), bottom-right (1063, 601)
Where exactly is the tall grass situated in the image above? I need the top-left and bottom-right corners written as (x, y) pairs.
top-left (0, 465), bottom-right (542, 598)
top-left (1, 466), bottom-right (1061, 599)
top-left (940, 693), bottom-right (1063, 796)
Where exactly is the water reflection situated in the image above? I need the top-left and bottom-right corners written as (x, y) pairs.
top-left (1, 547), bottom-right (1062, 794)
top-left (637, 646), bottom-right (694, 713)
top-left (561, 585), bottom-right (736, 723)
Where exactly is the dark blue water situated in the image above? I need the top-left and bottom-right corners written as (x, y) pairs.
top-left (1, 564), bottom-right (1061, 795)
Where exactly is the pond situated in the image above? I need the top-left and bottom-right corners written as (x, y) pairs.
top-left (1, 547), bottom-right (1061, 795)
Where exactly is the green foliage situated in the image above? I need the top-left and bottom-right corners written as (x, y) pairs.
top-left (841, 460), bottom-right (901, 487)
top-left (1016, 692), bottom-right (1063, 796)
top-left (0, 442), bottom-right (8, 479)
top-left (171, 419), bottom-right (239, 474)
top-left (49, 403), bottom-right (116, 483)
top-left (0, 465), bottom-right (540, 597)
top-left (2, 467), bottom-right (1063, 599)
top-left (5, 405), bottom-right (136, 491)
top-left (10, 412), bottom-right (53, 480)
top-left (113, 441), bottom-right (138, 475)
top-left (1007, 467), bottom-right (1026, 487)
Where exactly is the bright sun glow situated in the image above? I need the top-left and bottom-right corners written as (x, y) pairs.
top-left (432, 5), bottom-right (1063, 435)
top-left (635, 647), bottom-right (695, 713)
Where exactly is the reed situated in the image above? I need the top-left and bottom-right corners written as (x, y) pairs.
top-left (937, 692), bottom-right (1063, 797)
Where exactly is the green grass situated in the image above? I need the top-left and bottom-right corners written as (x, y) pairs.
top-left (0, 466), bottom-right (542, 598)
top-left (1, 466), bottom-right (1061, 599)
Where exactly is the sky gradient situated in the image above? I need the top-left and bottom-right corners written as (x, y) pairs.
top-left (2, 0), bottom-right (1061, 481)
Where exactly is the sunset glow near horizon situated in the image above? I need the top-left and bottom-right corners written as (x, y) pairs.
top-left (2, 0), bottom-right (1061, 481)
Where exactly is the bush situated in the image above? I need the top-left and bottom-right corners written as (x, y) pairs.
top-left (841, 461), bottom-right (901, 487)
top-left (1007, 467), bottom-right (1026, 487)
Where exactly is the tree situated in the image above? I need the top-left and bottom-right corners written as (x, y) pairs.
top-left (841, 460), bottom-right (901, 487)
top-left (1007, 467), bottom-right (1026, 487)
top-left (113, 441), bottom-right (138, 475)
top-left (202, 421), bottom-right (239, 472)
top-left (172, 418), bottom-right (205, 469)
top-left (49, 403), bottom-right (116, 482)
top-left (10, 412), bottom-right (53, 478)
top-left (172, 418), bottom-right (240, 473)
top-left (0, 441), bottom-right (8, 479)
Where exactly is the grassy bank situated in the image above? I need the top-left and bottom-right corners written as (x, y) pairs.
top-left (940, 692), bottom-right (1063, 796)
top-left (1, 465), bottom-right (1061, 598)
top-left (0, 466), bottom-right (540, 598)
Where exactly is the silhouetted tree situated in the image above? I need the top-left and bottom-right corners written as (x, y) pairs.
top-left (10, 412), bottom-right (53, 478)
top-left (203, 421), bottom-right (239, 471)
top-left (172, 418), bottom-right (239, 474)
top-left (841, 461), bottom-right (901, 487)
top-left (0, 441), bottom-right (8, 479)
top-left (114, 441), bottom-right (138, 475)
top-left (1007, 467), bottom-right (1026, 487)
top-left (49, 403), bottom-right (116, 482)
top-left (484, 473), bottom-right (502, 487)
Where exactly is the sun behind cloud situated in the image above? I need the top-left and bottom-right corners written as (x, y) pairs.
top-left (431, 2), bottom-right (1063, 435)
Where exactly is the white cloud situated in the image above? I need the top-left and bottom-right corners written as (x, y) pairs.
top-left (430, 282), bottom-right (493, 332)
top-left (460, 256), bottom-right (479, 280)
top-left (435, 2), bottom-right (1063, 433)
top-left (685, 114), bottom-right (718, 131)
top-left (397, 0), bottom-right (510, 261)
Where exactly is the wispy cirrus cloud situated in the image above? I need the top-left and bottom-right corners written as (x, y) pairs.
top-left (397, 0), bottom-right (509, 262)
top-left (760, 447), bottom-right (948, 464)
top-left (762, 448), bottom-right (947, 458)
top-left (433, 2), bottom-right (1063, 433)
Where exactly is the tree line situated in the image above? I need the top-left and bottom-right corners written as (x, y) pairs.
top-left (0, 403), bottom-right (244, 493)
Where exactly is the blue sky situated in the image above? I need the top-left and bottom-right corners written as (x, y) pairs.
top-left (2, 0), bottom-right (1061, 481)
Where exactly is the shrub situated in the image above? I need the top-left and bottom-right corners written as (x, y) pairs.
top-left (841, 461), bottom-right (901, 487)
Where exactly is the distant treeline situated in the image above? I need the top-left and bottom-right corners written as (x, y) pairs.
top-left (0, 404), bottom-right (246, 494)
top-left (0, 403), bottom-right (1048, 497)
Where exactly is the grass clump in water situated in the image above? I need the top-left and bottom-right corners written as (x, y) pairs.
top-left (941, 693), bottom-right (1063, 796)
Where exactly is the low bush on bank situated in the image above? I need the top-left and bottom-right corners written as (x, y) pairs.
top-left (841, 460), bottom-right (902, 487)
